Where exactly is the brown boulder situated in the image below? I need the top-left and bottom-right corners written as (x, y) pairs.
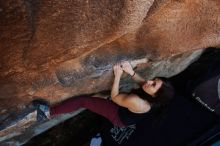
top-left (0, 0), bottom-right (220, 109)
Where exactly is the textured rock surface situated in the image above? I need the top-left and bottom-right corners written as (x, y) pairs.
top-left (0, 0), bottom-right (220, 106)
top-left (0, 0), bottom-right (220, 144)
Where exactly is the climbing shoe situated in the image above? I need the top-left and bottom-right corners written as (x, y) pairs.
top-left (32, 99), bottom-right (50, 122)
